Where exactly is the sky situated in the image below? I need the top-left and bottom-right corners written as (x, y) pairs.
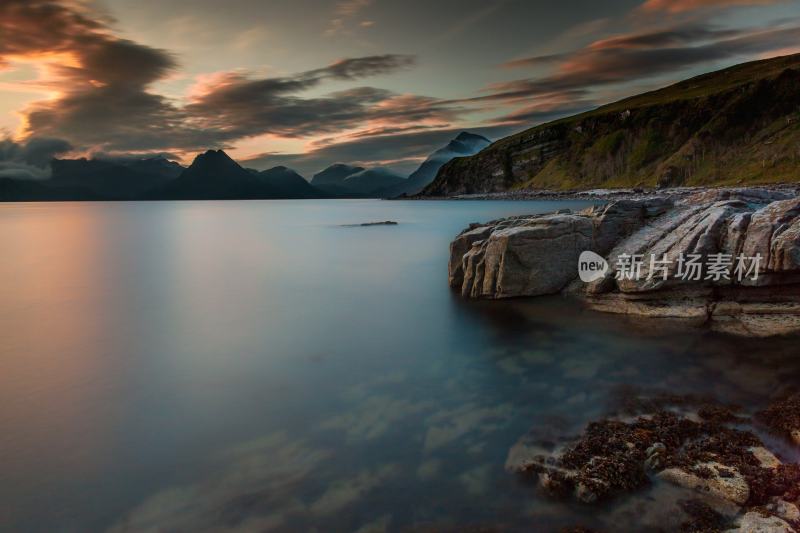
top-left (1, 0), bottom-right (799, 178)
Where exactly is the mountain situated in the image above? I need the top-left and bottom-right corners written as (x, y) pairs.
top-left (386, 132), bottom-right (490, 197)
top-left (123, 157), bottom-right (184, 180)
top-left (0, 178), bottom-right (98, 201)
top-left (340, 167), bottom-right (406, 196)
top-left (311, 163), bottom-right (364, 186)
top-left (258, 166), bottom-right (327, 198)
top-left (422, 53), bottom-right (800, 196)
top-left (155, 149), bottom-right (289, 200)
top-left (310, 164), bottom-right (368, 197)
top-left (49, 156), bottom-right (182, 199)
top-left (309, 164), bottom-right (405, 197)
top-left (0, 150), bottom-right (327, 201)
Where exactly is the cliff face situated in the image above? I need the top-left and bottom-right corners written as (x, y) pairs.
top-left (423, 54), bottom-right (800, 196)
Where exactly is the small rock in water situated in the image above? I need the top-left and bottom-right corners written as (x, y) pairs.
top-left (341, 220), bottom-right (398, 227)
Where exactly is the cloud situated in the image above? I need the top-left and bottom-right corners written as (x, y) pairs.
top-left (491, 102), bottom-right (594, 126)
top-left (0, 136), bottom-right (72, 179)
top-left (486, 21), bottom-right (800, 103)
top-left (501, 53), bottom-right (567, 69)
top-left (0, 0), bottom-right (192, 152)
top-left (312, 54), bottom-right (415, 80)
top-left (184, 57), bottom-right (462, 143)
top-left (1, 2), bottom-right (438, 155)
top-left (639, 0), bottom-right (785, 14)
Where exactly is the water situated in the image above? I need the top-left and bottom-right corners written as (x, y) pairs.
top-left (1, 199), bottom-right (799, 533)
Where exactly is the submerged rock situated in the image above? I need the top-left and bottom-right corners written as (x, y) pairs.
top-left (508, 392), bottom-right (800, 532)
top-left (757, 391), bottom-right (800, 446)
top-left (448, 188), bottom-right (800, 336)
top-left (659, 462), bottom-right (750, 506)
top-left (726, 511), bottom-right (796, 533)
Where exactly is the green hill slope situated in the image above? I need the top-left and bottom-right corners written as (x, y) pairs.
top-left (422, 54), bottom-right (800, 195)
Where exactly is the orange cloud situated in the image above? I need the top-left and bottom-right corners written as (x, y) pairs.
top-left (640, 0), bottom-right (783, 13)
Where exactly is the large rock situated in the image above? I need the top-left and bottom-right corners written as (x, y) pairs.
top-left (448, 188), bottom-right (800, 336)
top-left (461, 214), bottom-right (594, 298)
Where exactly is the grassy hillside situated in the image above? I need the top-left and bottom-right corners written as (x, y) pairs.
top-left (423, 54), bottom-right (800, 195)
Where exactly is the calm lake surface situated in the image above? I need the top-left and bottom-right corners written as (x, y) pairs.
top-left (2, 199), bottom-right (800, 533)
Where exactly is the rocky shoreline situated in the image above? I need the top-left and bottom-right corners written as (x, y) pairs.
top-left (506, 389), bottom-right (800, 533)
top-left (414, 184), bottom-right (800, 202)
top-left (447, 187), bottom-right (800, 337)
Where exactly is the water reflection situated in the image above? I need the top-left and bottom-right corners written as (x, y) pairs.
top-left (1, 200), bottom-right (798, 532)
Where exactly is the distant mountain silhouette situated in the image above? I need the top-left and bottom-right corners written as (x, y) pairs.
top-left (311, 163), bottom-right (364, 186)
top-left (154, 149), bottom-right (265, 199)
top-left (153, 150), bottom-right (328, 200)
top-left (123, 157), bottom-right (184, 180)
top-left (308, 163), bottom-right (406, 197)
top-left (50, 156), bottom-right (183, 199)
top-left (0, 144), bottom-right (472, 201)
top-left (0, 178), bottom-right (98, 201)
top-left (340, 167), bottom-right (406, 196)
top-left (258, 166), bottom-right (327, 198)
top-left (385, 132), bottom-right (490, 197)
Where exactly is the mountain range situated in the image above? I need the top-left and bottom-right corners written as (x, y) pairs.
top-left (4, 54), bottom-right (800, 202)
top-left (422, 53), bottom-right (800, 196)
top-left (0, 131), bottom-right (488, 201)
top-left (384, 132), bottom-right (490, 197)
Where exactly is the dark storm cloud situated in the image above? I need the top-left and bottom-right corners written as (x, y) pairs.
top-left (4, 1), bottom-right (431, 153)
top-left (484, 22), bottom-right (800, 103)
top-left (0, 0), bottom-right (104, 60)
top-left (0, 0), bottom-right (190, 152)
top-left (186, 64), bottom-right (464, 140)
top-left (0, 137), bottom-right (72, 179)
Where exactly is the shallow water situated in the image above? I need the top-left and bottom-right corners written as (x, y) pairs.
top-left (1, 199), bottom-right (798, 532)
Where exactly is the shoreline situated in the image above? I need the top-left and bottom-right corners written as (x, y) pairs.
top-left (405, 183), bottom-right (800, 202)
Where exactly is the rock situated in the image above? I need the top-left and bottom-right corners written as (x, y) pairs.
top-left (509, 391), bottom-right (800, 533)
top-left (766, 499), bottom-right (800, 523)
top-left (757, 392), bottom-right (800, 446)
top-left (447, 188), bottom-right (800, 336)
top-left (645, 442), bottom-right (667, 470)
top-left (449, 224), bottom-right (494, 287)
top-left (658, 462), bottom-right (750, 505)
top-left (515, 396), bottom-right (762, 504)
top-left (341, 220), bottom-right (398, 227)
top-left (461, 214), bottom-right (594, 298)
top-left (750, 447), bottom-right (782, 470)
top-left (646, 442), bottom-right (667, 456)
top-left (725, 511), bottom-right (796, 533)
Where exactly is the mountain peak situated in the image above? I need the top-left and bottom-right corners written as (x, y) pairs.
top-left (311, 163), bottom-right (366, 186)
top-left (455, 131), bottom-right (490, 143)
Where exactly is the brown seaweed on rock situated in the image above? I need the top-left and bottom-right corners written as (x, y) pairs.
top-left (509, 391), bottom-right (800, 530)
top-left (756, 390), bottom-right (800, 447)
